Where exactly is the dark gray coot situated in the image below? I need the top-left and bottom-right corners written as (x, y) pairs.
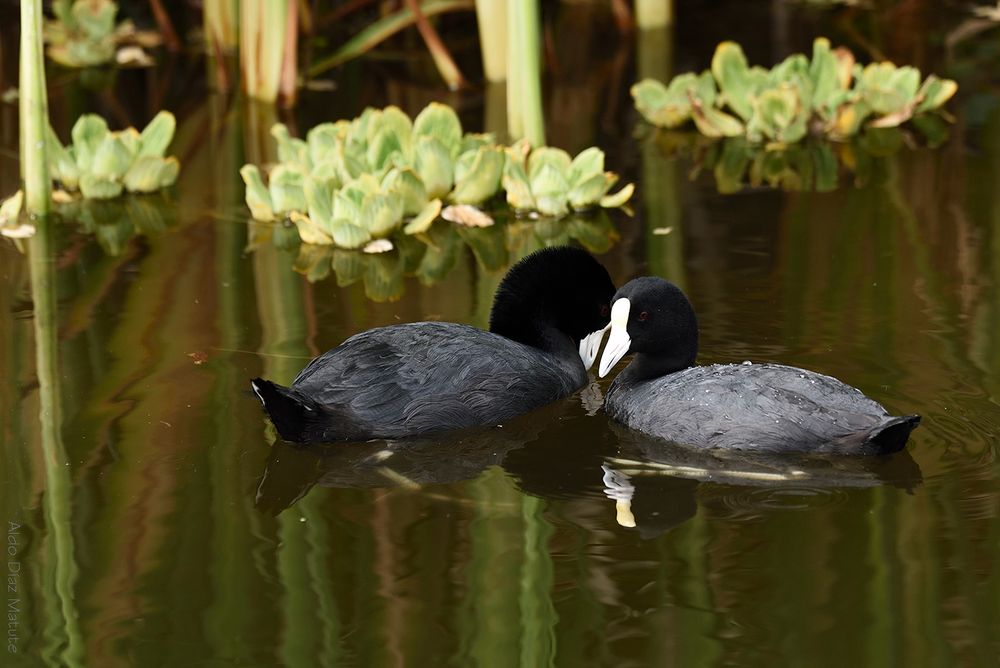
top-left (598, 277), bottom-right (920, 454)
top-left (252, 246), bottom-right (615, 443)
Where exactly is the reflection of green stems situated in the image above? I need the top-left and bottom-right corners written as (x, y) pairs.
top-left (866, 489), bottom-right (893, 667)
top-left (253, 243), bottom-right (340, 666)
top-left (20, 0), bottom-right (51, 213)
top-left (30, 224), bottom-right (84, 666)
top-left (507, 0), bottom-right (545, 147)
top-left (204, 98), bottom-right (260, 663)
top-left (519, 495), bottom-right (556, 668)
top-left (669, 513), bottom-right (720, 665)
top-left (460, 468), bottom-right (522, 665)
top-left (637, 26), bottom-right (684, 285)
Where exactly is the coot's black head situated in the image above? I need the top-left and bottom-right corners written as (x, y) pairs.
top-left (598, 277), bottom-right (699, 380)
top-left (489, 246), bottom-right (615, 368)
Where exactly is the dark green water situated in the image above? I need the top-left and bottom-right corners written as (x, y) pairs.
top-left (3, 4), bottom-right (1000, 667)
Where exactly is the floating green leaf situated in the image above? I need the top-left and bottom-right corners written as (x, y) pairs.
top-left (451, 147), bottom-right (503, 204)
top-left (413, 101), bottom-right (462, 155)
top-left (91, 133), bottom-right (135, 180)
top-left (240, 165), bottom-right (275, 221)
top-left (72, 114), bottom-right (110, 173)
top-left (712, 42), bottom-right (754, 121)
top-left (268, 165), bottom-right (308, 214)
top-left (139, 112), bottom-right (176, 158)
top-left (403, 198), bottom-right (442, 235)
top-left (47, 125), bottom-right (80, 190)
top-left (361, 193), bottom-right (404, 237)
top-left (79, 173), bottom-right (124, 199)
top-left (124, 155), bottom-right (174, 193)
top-left (383, 167), bottom-right (429, 216)
top-left (414, 136), bottom-right (455, 199)
top-left (305, 176), bottom-right (336, 231)
top-left (502, 160), bottom-right (535, 211)
top-left (331, 219), bottom-right (372, 249)
top-left (290, 212), bottom-right (333, 245)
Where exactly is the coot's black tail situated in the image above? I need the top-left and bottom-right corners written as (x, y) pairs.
top-left (251, 378), bottom-right (321, 443)
top-left (867, 414), bottom-right (921, 454)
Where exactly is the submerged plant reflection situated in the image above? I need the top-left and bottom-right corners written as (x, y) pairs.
top-left (647, 123), bottom-right (950, 194)
top-left (249, 209), bottom-right (620, 302)
top-left (52, 191), bottom-right (177, 256)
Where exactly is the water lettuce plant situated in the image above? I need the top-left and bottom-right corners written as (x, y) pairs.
top-left (47, 111), bottom-right (180, 200)
top-left (241, 102), bottom-right (633, 249)
top-left (632, 38), bottom-right (957, 144)
top-left (502, 141), bottom-right (635, 217)
top-left (44, 0), bottom-right (160, 67)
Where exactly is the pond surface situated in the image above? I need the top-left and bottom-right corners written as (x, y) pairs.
top-left (2, 3), bottom-right (1000, 666)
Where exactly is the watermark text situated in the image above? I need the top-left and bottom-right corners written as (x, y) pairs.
top-left (7, 521), bottom-right (22, 655)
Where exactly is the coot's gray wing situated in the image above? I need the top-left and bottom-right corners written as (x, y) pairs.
top-left (293, 322), bottom-right (582, 438)
top-left (607, 363), bottom-right (901, 453)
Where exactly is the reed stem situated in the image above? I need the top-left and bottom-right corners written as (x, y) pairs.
top-left (404, 0), bottom-right (467, 90)
top-left (204, 0), bottom-right (239, 51)
top-left (20, 0), bottom-right (51, 215)
top-left (507, 0), bottom-right (545, 146)
top-left (240, 0), bottom-right (289, 103)
top-left (636, 0), bottom-right (673, 28)
top-left (475, 0), bottom-right (506, 82)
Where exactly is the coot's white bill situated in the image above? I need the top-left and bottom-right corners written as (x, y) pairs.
top-left (599, 298), bottom-right (632, 378)
top-left (579, 324), bottom-right (611, 370)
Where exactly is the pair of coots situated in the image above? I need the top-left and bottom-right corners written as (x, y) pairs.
top-left (253, 247), bottom-right (919, 453)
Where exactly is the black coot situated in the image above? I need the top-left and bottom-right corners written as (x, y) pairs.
top-left (252, 246), bottom-right (615, 443)
top-left (598, 277), bottom-right (920, 454)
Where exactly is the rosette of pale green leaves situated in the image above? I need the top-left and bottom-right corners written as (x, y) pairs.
top-left (44, 0), bottom-right (160, 68)
top-left (502, 143), bottom-right (634, 218)
top-left (632, 38), bottom-right (957, 144)
top-left (242, 102), bottom-right (636, 248)
top-left (240, 103), bottom-right (506, 248)
top-left (47, 111), bottom-right (179, 200)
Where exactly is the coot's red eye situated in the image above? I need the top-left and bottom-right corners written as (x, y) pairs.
top-left (600, 304), bottom-right (609, 317)
top-left (638, 311), bottom-right (649, 321)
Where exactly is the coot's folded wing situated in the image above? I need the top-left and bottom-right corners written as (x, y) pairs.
top-left (292, 322), bottom-right (578, 438)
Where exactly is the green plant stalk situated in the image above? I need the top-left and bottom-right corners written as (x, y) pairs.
top-left (404, 0), bottom-right (467, 90)
top-left (308, 0), bottom-right (474, 77)
top-left (30, 224), bottom-right (84, 666)
top-left (475, 0), bottom-right (507, 82)
top-left (636, 0), bottom-right (673, 28)
top-left (20, 0), bottom-right (51, 214)
top-left (507, 0), bottom-right (545, 146)
top-left (240, 0), bottom-right (287, 102)
top-left (205, 0), bottom-right (239, 50)
top-left (279, 0), bottom-right (299, 106)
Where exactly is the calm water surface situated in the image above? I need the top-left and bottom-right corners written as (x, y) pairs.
top-left (2, 3), bottom-right (1000, 667)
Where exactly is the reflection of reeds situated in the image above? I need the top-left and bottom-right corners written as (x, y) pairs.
top-left (20, 0), bottom-right (51, 214)
top-left (519, 495), bottom-right (556, 667)
top-left (30, 223), bottom-right (85, 666)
